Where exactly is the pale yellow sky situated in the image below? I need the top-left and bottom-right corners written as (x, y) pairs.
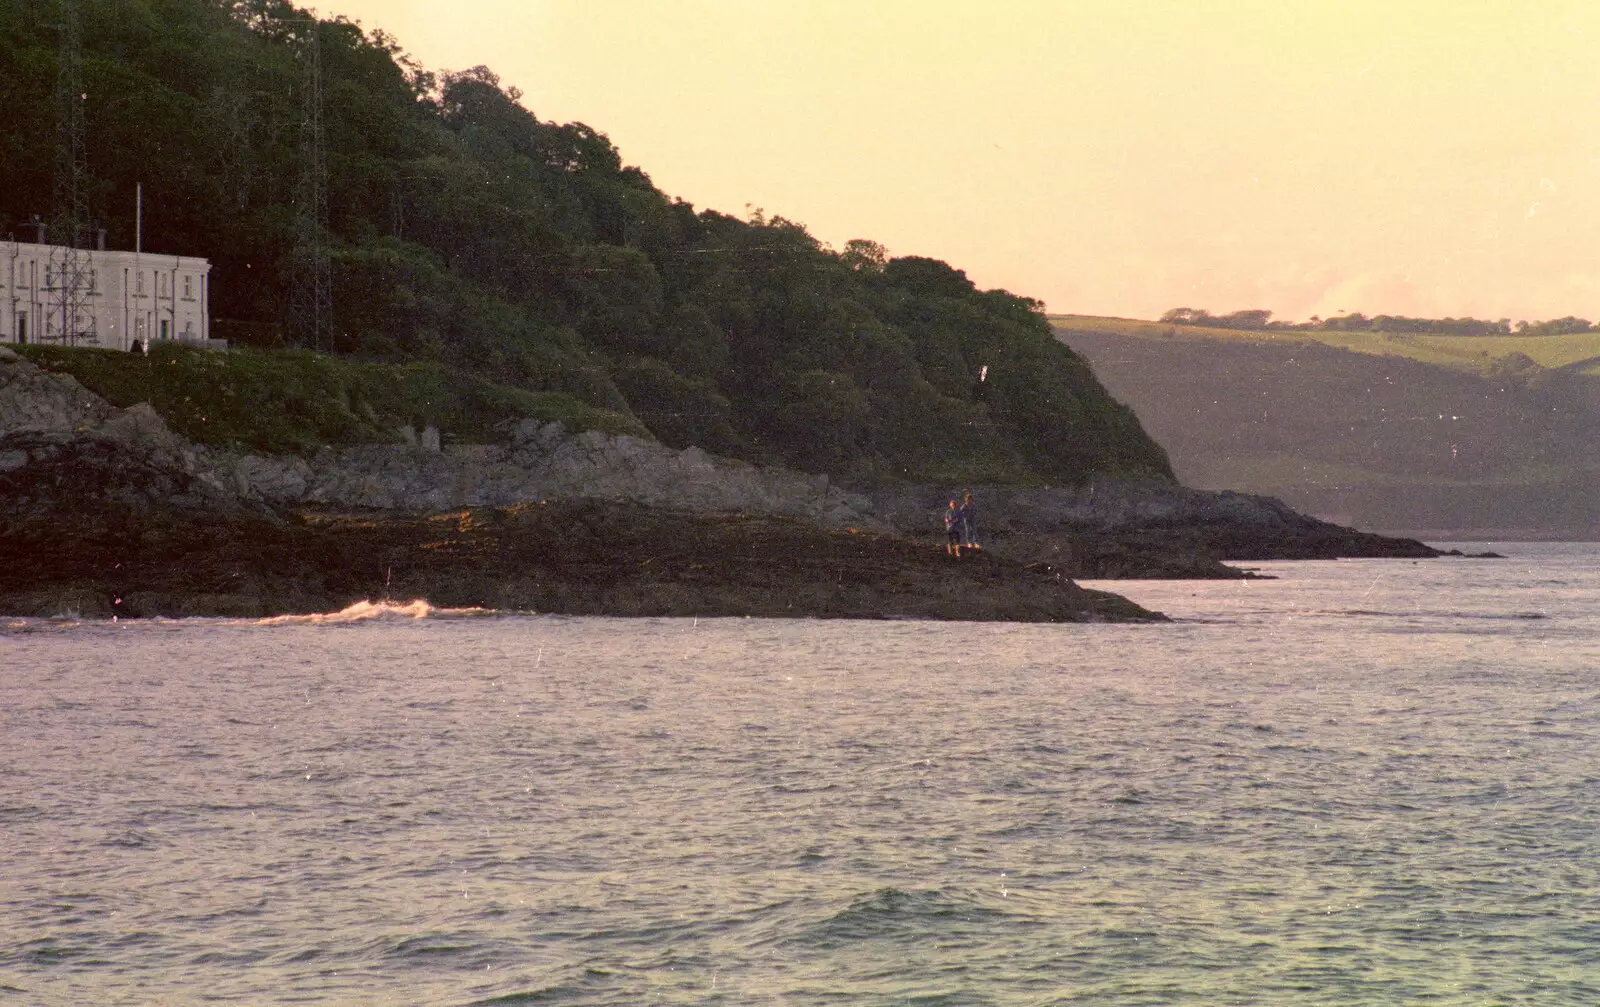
top-left (320, 0), bottom-right (1600, 322)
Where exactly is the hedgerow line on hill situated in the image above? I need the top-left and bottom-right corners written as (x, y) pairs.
top-left (1052, 312), bottom-right (1600, 375)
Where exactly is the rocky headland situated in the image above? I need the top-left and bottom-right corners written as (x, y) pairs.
top-left (0, 345), bottom-right (1442, 621)
top-left (865, 481), bottom-right (1443, 578)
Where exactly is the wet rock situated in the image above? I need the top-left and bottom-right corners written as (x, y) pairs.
top-left (0, 500), bottom-right (1164, 623)
top-left (865, 480), bottom-right (1441, 578)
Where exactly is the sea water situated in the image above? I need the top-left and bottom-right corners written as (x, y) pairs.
top-left (3, 543), bottom-right (1598, 1005)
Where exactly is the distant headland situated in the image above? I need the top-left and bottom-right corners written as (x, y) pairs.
top-left (1052, 312), bottom-right (1600, 540)
top-left (0, 6), bottom-right (1447, 620)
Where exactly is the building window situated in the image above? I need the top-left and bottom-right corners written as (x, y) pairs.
top-left (160, 319), bottom-right (170, 340)
top-left (16, 312), bottom-right (27, 344)
top-left (136, 271), bottom-right (144, 295)
top-left (184, 276), bottom-right (192, 299)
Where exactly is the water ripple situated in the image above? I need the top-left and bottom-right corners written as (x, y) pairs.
top-left (4, 546), bottom-right (1600, 1003)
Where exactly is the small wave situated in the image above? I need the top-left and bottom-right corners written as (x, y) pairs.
top-left (0, 617), bottom-right (86, 634)
top-left (794, 887), bottom-right (1009, 947)
top-left (1294, 607), bottom-right (1551, 622)
top-left (254, 599), bottom-right (492, 626)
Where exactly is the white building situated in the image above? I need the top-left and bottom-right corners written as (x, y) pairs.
top-left (1, 240), bottom-right (213, 351)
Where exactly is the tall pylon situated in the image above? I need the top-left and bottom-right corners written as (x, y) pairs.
top-left (288, 17), bottom-right (332, 352)
top-left (49, 0), bottom-right (97, 346)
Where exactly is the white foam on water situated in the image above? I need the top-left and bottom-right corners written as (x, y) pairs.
top-left (3, 601), bottom-right (505, 632)
top-left (254, 599), bottom-right (490, 626)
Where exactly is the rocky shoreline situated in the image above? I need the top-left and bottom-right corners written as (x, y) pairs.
top-left (0, 345), bottom-right (1447, 621)
top-left (864, 480), bottom-right (1443, 577)
top-left (0, 498), bottom-right (1158, 623)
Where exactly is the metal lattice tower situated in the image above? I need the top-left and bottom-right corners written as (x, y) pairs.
top-left (288, 19), bottom-right (332, 352)
top-left (49, 0), bottom-right (96, 346)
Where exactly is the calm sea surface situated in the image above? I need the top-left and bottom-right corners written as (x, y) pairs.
top-left (4, 544), bottom-right (1599, 1005)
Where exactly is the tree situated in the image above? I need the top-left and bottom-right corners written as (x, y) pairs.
top-left (1160, 307), bottom-right (1214, 326)
top-left (840, 238), bottom-right (887, 273)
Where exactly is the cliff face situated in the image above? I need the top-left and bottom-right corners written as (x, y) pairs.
top-left (207, 426), bottom-right (876, 529)
top-left (0, 345), bottom-right (877, 529)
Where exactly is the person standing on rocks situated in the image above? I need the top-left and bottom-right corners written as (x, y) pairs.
top-left (959, 489), bottom-right (981, 552)
top-left (944, 497), bottom-right (963, 557)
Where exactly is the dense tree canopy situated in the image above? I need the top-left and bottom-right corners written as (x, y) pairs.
top-left (0, 0), bottom-right (1172, 485)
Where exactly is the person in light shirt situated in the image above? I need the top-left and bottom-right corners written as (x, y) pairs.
top-left (959, 489), bottom-right (981, 552)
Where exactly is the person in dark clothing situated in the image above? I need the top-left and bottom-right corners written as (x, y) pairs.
top-left (959, 489), bottom-right (981, 551)
top-left (944, 497), bottom-right (963, 557)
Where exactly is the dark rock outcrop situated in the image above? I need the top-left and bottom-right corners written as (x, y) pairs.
top-left (867, 481), bottom-right (1440, 578)
top-left (201, 420), bottom-right (878, 528)
top-left (1, 345), bottom-right (880, 526)
top-left (0, 499), bottom-right (1160, 623)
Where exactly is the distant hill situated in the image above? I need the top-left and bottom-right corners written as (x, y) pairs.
top-left (1051, 315), bottom-right (1600, 539)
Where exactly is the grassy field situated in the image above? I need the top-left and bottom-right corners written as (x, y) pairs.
top-left (1181, 451), bottom-right (1586, 494)
top-left (1050, 314), bottom-right (1600, 374)
top-left (17, 343), bottom-right (645, 454)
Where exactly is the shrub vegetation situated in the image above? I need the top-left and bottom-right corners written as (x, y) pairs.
top-left (17, 342), bottom-right (641, 453)
top-left (1, 0), bottom-right (1171, 485)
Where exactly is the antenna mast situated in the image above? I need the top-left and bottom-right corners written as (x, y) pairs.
top-left (49, 0), bottom-right (96, 346)
top-left (289, 18), bottom-right (332, 352)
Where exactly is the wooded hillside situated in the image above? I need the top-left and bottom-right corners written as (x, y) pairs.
top-left (0, 0), bottom-right (1171, 486)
